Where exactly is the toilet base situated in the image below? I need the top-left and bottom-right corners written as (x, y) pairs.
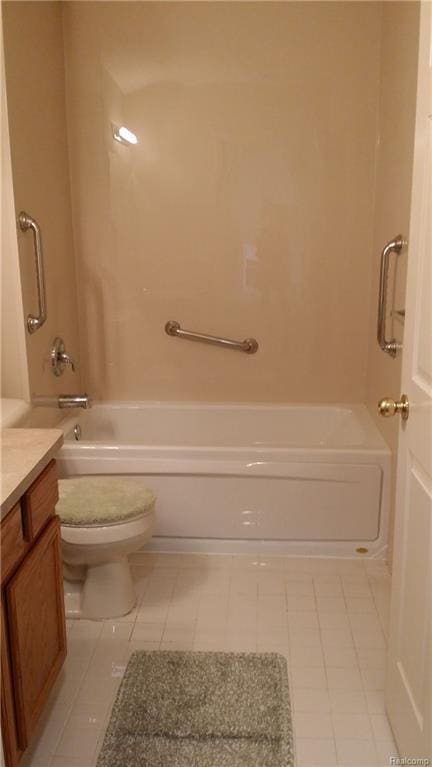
top-left (64, 562), bottom-right (86, 582)
top-left (83, 557), bottom-right (136, 619)
top-left (61, 511), bottom-right (154, 619)
top-left (64, 556), bottom-right (137, 619)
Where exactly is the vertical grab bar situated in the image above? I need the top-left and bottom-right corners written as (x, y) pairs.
top-left (377, 235), bottom-right (406, 357)
top-left (18, 211), bottom-right (47, 333)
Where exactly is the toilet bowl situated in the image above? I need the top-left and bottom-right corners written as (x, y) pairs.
top-left (57, 477), bottom-right (155, 620)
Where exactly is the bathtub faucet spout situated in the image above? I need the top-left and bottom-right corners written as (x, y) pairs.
top-left (58, 394), bottom-right (92, 410)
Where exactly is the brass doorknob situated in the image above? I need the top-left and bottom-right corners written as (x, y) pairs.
top-left (378, 394), bottom-right (409, 420)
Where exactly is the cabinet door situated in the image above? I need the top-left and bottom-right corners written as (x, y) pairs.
top-left (1, 602), bottom-right (23, 767)
top-left (5, 517), bottom-right (66, 748)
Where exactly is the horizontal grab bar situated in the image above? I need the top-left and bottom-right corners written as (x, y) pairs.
top-left (165, 321), bottom-right (258, 354)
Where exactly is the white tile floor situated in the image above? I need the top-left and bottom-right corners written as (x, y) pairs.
top-left (22, 554), bottom-right (398, 767)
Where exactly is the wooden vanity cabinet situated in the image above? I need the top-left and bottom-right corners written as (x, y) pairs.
top-left (1, 460), bottom-right (66, 767)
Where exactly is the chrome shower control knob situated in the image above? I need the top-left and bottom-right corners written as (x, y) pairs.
top-left (378, 394), bottom-right (409, 420)
top-left (51, 337), bottom-right (76, 376)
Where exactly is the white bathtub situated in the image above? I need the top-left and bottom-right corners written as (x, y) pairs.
top-left (56, 402), bottom-right (391, 558)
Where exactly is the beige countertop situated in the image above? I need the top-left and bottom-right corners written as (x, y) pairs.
top-left (1, 428), bottom-right (64, 519)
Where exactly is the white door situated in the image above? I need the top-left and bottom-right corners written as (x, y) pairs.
top-left (385, 2), bottom-right (432, 759)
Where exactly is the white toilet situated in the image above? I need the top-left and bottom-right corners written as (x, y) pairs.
top-left (57, 477), bottom-right (155, 620)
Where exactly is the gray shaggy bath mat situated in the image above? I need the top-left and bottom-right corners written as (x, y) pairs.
top-left (96, 650), bottom-right (294, 767)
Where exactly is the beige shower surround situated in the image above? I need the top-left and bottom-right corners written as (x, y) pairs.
top-left (62, 1), bottom-right (383, 403)
top-left (3, 1), bottom-right (418, 410)
top-left (365, 1), bottom-right (419, 560)
top-left (2, 1), bottom-right (81, 401)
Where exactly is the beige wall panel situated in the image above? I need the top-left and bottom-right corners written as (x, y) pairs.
top-left (1, 29), bottom-right (29, 403)
top-left (2, 1), bottom-right (81, 399)
top-left (63, 1), bottom-right (382, 402)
